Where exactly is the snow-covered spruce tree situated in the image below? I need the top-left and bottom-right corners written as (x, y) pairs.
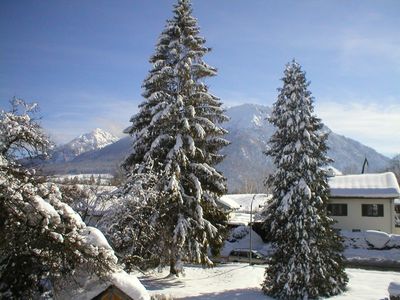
top-left (262, 61), bottom-right (348, 299)
top-left (122, 0), bottom-right (229, 275)
top-left (0, 98), bottom-right (118, 298)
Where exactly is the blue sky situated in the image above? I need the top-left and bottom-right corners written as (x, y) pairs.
top-left (1, 0), bottom-right (399, 156)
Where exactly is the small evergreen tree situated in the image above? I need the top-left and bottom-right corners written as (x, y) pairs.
top-left (262, 61), bottom-right (348, 299)
top-left (122, 0), bottom-right (228, 275)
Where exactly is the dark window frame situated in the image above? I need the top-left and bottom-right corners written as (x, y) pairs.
top-left (361, 204), bottom-right (384, 217)
top-left (327, 203), bottom-right (348, 216)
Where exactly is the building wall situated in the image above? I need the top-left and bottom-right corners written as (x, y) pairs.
top-left (328, 197), bottom-right (394, 233)
top-left (393, 200), bottom-right (400, 234)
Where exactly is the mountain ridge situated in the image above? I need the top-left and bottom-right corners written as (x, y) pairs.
top-left (40, 104), bottom-right (391, 192)
top-left (50, 128), bottom-right (119, 163)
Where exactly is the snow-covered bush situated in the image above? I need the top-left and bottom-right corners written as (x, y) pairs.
top-left (388, 234), bottom-right (400, 248)
top-left (231, 225), bottom-right (250, 240)
top-left (340, 230), bottom-right (369, 249)
top-left (365, 230), bottom-right (391, 249)
top-left (0, 99), bottom-right (118, 298)
top-left (101, 172), bottom-right (165, 272)
top-left (59, 179), bottom-right (113, 225)
top-left (341, 230), bottom-right (400, 250)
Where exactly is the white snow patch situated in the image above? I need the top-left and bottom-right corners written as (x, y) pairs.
top-left (227, 212), bottom-right (254, 226)
top-left (252, 114), bottom-right (262, 127)
top-left (341, 230), bottom-right (400, 266)
top-left (31, 195), bottom-right (61, 226)
top-left (81, 226), bottom-right (113, 250)
top-left (109, 271), bottom-right (150, 300)
top-left (365, 230), bottom-right (391, 249)
top-left (218, 195), bottom-right (241, 210)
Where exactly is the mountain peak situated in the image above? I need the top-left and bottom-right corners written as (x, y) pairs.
top-left (225, 103), bottom-right (272, 130)
top-left (51, 128), bottom-right (119, 163)
top-left (68, 128), bottom-right (118, 153)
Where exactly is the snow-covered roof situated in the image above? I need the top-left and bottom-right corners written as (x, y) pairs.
top-left (219, 194), bottom-right (271, 213)
top-left (55, 224), bottom-right (150, 300)
top-left (227, 212), bottom-right (253, 226)
top-left (328, 172), bottom-right (400, 199)
top-left (56, 270), bottom-right (150, 300)
top-left (218, 195), bottom-right (241, 210)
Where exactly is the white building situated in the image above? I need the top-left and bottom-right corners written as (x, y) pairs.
top-left (218, 194), bottom-right (270, 226)
top-left (328, 172), bottom-right (400, 234)
top-left (219, 172), bottom-right (400, 234)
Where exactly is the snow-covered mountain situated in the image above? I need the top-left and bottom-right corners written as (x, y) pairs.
top-left (51, 128), bottom-right (119, 163)
top-left (40, 104), bottom-right (391, 191)
top-left (218, 104), bottom-right (391, 191)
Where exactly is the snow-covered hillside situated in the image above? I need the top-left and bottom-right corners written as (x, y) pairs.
top-left (51, 128), bottom-right (119, 162)
top-left (39, 104), bottom-right (391, 191)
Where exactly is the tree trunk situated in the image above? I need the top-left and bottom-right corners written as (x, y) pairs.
top-left (169, 258), bottom-right (178, 276)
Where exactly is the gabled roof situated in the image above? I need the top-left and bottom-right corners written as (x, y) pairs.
top-left (328, 172), bottom-right (400, 199)
top-left (218, 195), bottom-right (241, 210)
top-left (219, 194), bottom-right (271, 212)
top-left (56, 270), bottom-right (150, 300)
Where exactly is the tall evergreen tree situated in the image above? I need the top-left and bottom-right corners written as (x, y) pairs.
top-left (262, 61), bottom-right (348, 299)
top-left (123, 0), bottom-right (228, 275)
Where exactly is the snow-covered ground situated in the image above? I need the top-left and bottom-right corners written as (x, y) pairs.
top-left (342, 230), bottom-right (400, 268)
top-left (138, 263), bottom-right (400, 300)
top-left (221, 227), bottom-right (400, 268)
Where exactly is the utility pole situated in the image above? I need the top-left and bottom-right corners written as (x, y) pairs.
top-left (249, 194), bottom-right (256, 265)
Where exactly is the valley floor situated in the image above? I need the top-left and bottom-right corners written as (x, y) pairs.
top-left (138, 263), bottom-right (400, 300)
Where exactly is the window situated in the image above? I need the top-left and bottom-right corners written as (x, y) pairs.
top-left (362, 204), bottom-right (384, 217)
top-left (327, 204), bottom-right (348, 216)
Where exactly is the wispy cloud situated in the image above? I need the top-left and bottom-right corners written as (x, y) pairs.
top-left (316, 99), bottom-right (400, 157)
top-left (42, 91), bottom-right (139, 144)
top-left (336, 32), bottom-right (400, 72)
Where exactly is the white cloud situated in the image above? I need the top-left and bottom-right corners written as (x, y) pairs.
top-left (316, 100), bottom-right (400, 157)
top-left (337, 33), bottom-right (400, 72)
top-left (42, 91), bottom-right (140, 144)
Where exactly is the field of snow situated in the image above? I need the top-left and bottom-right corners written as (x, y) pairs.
top-left (138, 263), bottom-right (400, 300)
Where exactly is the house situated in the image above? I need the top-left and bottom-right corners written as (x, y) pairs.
top-left (328, 172), bottom-right (400, 234)
top-left (54, 269), bottom-right (150, 300)
top-left (218, 194), bottom-right (270, 226)
top-left (92, 285), bottom-right (135, 300)
top-left (218, 172), bottom-right (400, 234)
